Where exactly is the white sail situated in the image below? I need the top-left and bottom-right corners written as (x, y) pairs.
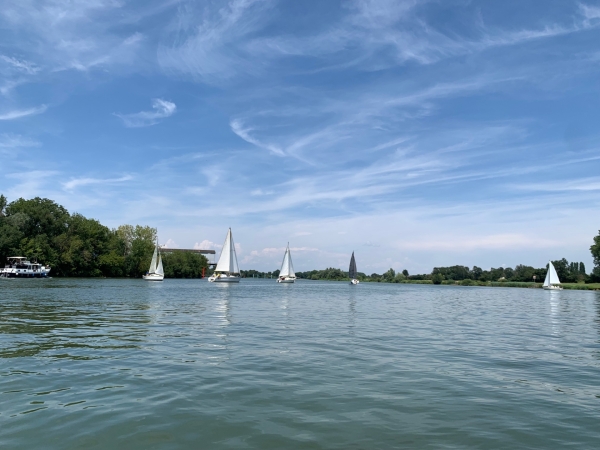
top-left (148, 245), bottom-right (158, 274)
top-left (156, 253), bottom-right (164, 276)
top-left (543, 261), bottom-right (561, 286)
top-left (230, 232), bottom-right (239, 273)
top-left (279, 245), bottom-right (295, 278)
top-left (215, 228), bottom-right (240, 274)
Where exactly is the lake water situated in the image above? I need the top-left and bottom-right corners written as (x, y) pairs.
top-left (1, 279), bottom-right (599, 449)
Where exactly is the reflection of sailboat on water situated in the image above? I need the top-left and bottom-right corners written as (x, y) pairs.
top-left (349, 251), bottom-right (359, 285)
top-left (208, 228), bottom-right (241, 283)
top-left (277, 243), bottom-right (296, 283)
top-left (143, 240), bottom-right (164, 281)
top-left (543, 261), bottom-right (562, 290)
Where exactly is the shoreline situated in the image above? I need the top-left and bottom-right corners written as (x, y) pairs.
top-left (295, 278), bottom-right (600, 290)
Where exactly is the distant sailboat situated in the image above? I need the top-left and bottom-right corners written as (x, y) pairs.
top-left (543, 261), bottom-right (562, 290)
top-left (349, 251), bottom-right (359, 285)
top-left (208, 228), bottom-right (241, 283)
top-left (143, 240), bottom-right (164, 281)
top-left (277, 243), bottom-right (296, 283)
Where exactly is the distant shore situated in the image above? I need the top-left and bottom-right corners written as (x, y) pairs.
top-left (297, 278), bottom-right (600, 290)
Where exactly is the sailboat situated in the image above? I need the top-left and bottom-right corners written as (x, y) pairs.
top-left (208, 228), bottom-right (241, 283)
top-left (543, 261), bottom-right (562, 290)
top-left (349, 251), bottom-right (359, 285)
top-left (277, 243), bottom-right (296, 283)
top-left (143, 240), bottom-right (164, 281)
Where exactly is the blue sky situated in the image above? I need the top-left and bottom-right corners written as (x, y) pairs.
top-left (1, 0), bottom-right (600, 274)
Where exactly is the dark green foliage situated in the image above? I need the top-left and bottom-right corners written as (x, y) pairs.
top-left (591, 231), bottom-right (600, 282)
top-left (0, 195), bottom-right (205, 278)
top-left (432, 265), bottom-right (470, 281)
top-left (402, 269), bottom-right (409, 277)
top-left (383, 268), bottom-right (395, 282)
top-left (432, 273), bottom-right (443, 284)
top-left (241, 269), bottom-right (276, 278)
top-left (162, 252), bottom-right (208, 278)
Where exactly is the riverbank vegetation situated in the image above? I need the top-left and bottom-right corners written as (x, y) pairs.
top-left (292, 229), bottom-right (600, 291)
top-left (0, 195), bottom-right (207, 278)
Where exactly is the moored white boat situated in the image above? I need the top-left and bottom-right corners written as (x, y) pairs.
top-left (543, 261), bottom-right (562, 290)
top-left (277, 243), bottom-right (296, 283)
top-left (208, 228), bottom-right (241, 283)
top-left (0, 257), bottom-right (51, 278)
top-left (349, 251), bottom-right (359, 285)
top-left (143, 241), bottom-right (164, 281)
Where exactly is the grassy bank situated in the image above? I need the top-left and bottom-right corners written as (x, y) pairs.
top-left (394, 279), bottom-right (600, 290)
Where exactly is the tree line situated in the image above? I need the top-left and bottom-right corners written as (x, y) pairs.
top-left (0, 195), bottom-right (207, 278)
top-left (293, 229), bottom-right (600, 285)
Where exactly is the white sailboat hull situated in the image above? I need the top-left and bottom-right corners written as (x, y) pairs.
top-left (543, 285), bottom-right (562, 290)
top-left (350, 279), bottom-right (359, 285)
top-left (277, 277), bottom-right (295, 283)
top-left (208, 274), bottom-right (240, 283)
top-left (143, 273), bottom-right (164, 281)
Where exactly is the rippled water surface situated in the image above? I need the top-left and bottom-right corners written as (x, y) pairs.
top-left (1, 279), bottom-right (599, 449)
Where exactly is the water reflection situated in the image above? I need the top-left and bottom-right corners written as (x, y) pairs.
top-left (348, 286), bottom-right (357, 335)
top-left (548, 291), bottom-right (561, 337)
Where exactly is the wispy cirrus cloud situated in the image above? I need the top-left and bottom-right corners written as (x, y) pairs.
top-left (0, 105), bottom-right (47, 120)
top-left (230, 119), bottom-right (285, 156)
top-left (158, 0), bottom-right (272, 82)
top-left (0, 55), bottom-right (40, 74)
top-left (0, 133), bottom-right (40, 148)
top-left (62, 175), bottom-right (133, 191)
top-left (115, 99), bottom-right (176, 128)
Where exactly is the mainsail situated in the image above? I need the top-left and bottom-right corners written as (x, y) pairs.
top-left (156, 253), bottom-right (164, 276)
top-left (279, 244), bottom-right (295, 278)
top-left (543, 261), bottom-right (561, 287)
top-left (148, 244), bottom-right (158, 274)
top-left (349, 251), bottom-right (357, 279)
top-left (215, 228), bottom-right (240, 274)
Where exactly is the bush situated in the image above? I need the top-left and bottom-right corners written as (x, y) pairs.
top-left (432, 273), bottom-right (443, 285)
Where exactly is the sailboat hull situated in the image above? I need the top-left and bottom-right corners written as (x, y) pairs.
top-left (350, 279), bottom-right (359, 285)
top-left (143, 273), bottom-right (164, 281)
top-left (277, 277), bottom-right (295, 283)
top-left (543, 285), bottom-right (562, 290)
top-left (208, 274), bottom-right (240, 283)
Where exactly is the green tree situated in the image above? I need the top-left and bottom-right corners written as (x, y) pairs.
top-left (0, 194), bottom-right (7, 216)
top-left (116, 225), bottom-right (157, 277)
top-left (383, 268), bottom-right (395, 282)
top-left (162, 252), bottom-right (208, 278)
top-left (591, 230), bottom-right (600, 281)
top-left (513, 265), bottom-right (536, 282)
top-left (432, 273), bottom-right (443, 284)
top-left (402, 269), bottom-right (409, 277)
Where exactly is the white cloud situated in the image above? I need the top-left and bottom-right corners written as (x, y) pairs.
top-left (0, 134), bottom-right (40, 148)
top-left (580, 3), bottom-right (600, 22)
top-left (397, 234), bottom-right (558, 251)
top-left (62, 175), bottom-right (133, 190)
top-left (194, 240), bottom-right (222, 251)
top-left (0, 105), bottom-right (47, 120)
top-left (516, 178), bottom-right (600, 192)
top-left (115, 99), bottom-right (176, 128)
top-left (162, 238), bottom-right (178, 248)
top-left (157, 0), bottom-right (272, 82)
top-left (0, 55), bottom-right (40, 74)
top-left (230, 119), bottom-right (285, 156)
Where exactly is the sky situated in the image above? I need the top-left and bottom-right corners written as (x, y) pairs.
top-left (1, 0), bottom-right (600, 274)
